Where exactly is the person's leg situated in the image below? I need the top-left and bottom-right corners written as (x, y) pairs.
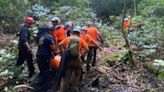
top-left (60, 69), bottom-right (72, 92)
top-left (37, 56), bottom-right (49, 77)
top-left (55, 49), bottom-right (70, 90)
top-left (71, 58), bottom-right (82, 92)
top-left (26, 53), bottom-right (35, 77)
top-left (81, 55), bottom-right (86, 63)
top-left (86, 47), bottom-right (93, 71)
top-left (16, 49), bottom-right (25, 66)
top-left (80, 54), bottom-right (86, 80)
top-left (37, 56), bottom-right (43, 77)
top-left (35, 56), bottom-right (51, 92)
top-left (92, 47), bottom-right (98, 66)
top-left (71, 69), bottom-right (81, 92)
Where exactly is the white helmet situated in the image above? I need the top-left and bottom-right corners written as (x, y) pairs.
top-left (73, 26), bottom-right (81, 33)
top-left (51, 17), bottom-right (61, 23)
top-left (65, 21), bottom-right (75, 28)
top-left (81, 26), bottom-right (88, 31)
top-left (124, 18), bottom-right (128, 21)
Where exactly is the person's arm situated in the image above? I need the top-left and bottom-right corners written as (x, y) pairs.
top-left (97, 34), bottom-right (104, 44)
top-left (80, 39), bottom-right (89, 56)
top-left (21, 28), bottom-right (31, 51)
top-left (24, 42), bottom-right (31, 51)
top-left (92, 40), bottom-right (101, 49)
top-left (87, 35), bottom-right (102, 50)
top-left (97, 29), bottom-right (104, 44)
top-left (96, 28), bottom-right (104, 44)
top-left (50, 42), bottom-right (57, 52)
top-left (46, 36), bottom-right (57, 54)
top-left (58, 38), bottom-right (68, 48)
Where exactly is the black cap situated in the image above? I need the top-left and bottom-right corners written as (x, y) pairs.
top-left (38, 24), bottom-right (54, 32)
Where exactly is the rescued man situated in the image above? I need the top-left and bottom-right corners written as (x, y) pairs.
top-left (57, 26), bottom-right (89, 92)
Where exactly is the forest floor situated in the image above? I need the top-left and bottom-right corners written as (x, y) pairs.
top-left (80, 46), bottom-right (164, 92)
top-left (0, 34), bottom-right (163, 92)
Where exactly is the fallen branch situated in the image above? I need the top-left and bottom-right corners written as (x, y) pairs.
top-left (13, 84), bottom-right (34, 90)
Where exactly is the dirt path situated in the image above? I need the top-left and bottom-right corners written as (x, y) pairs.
top-left (79, 46), bottom-right (164, 92)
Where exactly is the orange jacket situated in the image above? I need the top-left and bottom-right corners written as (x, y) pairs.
top-left (123, 21), bottom-right (130, 29)
top-left (59, 35), bottom-right (88, 54)
top-left (52, 26), bottom-right (66, 42)
top-left (86, 27), bottom-right (100, 46)
top-left (80, 34), bottom-right (85, 40)
top-left (81, 34), bottom-right (98, 47)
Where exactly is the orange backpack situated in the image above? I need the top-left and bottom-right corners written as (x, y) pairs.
top-left (50, 55), bottom-right (61, 70)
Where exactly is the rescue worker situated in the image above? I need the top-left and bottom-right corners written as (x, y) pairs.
top-left (86, 22), bottom-right (103, 71)
top-left (80, 26), bottom-right (87, 39)
top-left (51, 17), bottom-right (61, 28)
top-left (51, 17), bottom-right (66, 43)
top-left (35, 25), bottom-right (56, 77)
top-left (51, 16), bottom-right (61, 42)
top-left (34, 24), bottom-right (56, 92)
top-left (80, 26), bottom-right (87, 63)
top-left (64, 21), bottom-right (75, 37)
top-left (123, 18), bottom-right (130, 30)
top-left (58, 26), bottom-right (89, 92)
top-left (51, 17), bottom-right (66, 55)
top-left (80, 26), bottom-right (101, 64)
top-left (35, 24), bottom-right (54, 43)
top-left (16, 17), bottom-right (35, 78)
top-left (128, 15), bottom-right (132, 29)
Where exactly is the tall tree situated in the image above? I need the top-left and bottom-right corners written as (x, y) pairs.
top-left (121, 0), bottom-right (135, 66)
top-left (134, 0), bottom-right (137, 16)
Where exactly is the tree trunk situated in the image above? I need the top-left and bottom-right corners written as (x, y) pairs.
top-left (134, 0), bottom-right (137, 16)
top-left (121, 0), bottom-right (135, 67)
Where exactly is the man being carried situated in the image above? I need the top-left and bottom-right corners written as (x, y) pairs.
top-left (58, 26), bottom-right (89, 92)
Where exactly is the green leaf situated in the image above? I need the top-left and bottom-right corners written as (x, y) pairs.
top-left (158, 71), bottom-right (164, 80)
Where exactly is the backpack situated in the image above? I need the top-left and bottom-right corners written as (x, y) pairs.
top-left (68, 37), bottom-right (80, 57)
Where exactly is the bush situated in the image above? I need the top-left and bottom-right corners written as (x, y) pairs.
top-left (91, 0), bottom-right (134, 18)
top-left (138, 0), bottom-right (164, 17)
top-left (0, 0), bottom-right (30, 33)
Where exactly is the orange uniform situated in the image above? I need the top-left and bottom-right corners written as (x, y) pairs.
top-left (53, 26), bottom-right (66, 42)
top-left (80, 34), bottom-right (85, 40)
top-left (86, 27), bottom-right (100, 46)
top-left (59, 35), bottom-right (88, 54)
top-left (123, 21), bottom-right (130, 29)
top-left (81, 34), bottom-right (97, 46)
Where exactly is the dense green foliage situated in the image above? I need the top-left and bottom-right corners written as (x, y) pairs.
top-left (91, 0), bottom-right (138, 18)
top-left (0, 0), bottom-right (91, 33)
top-left (128, 0), bottom-right (164, 48)
top-left (138, 0), bottom-right (164, 17)
top-left (0, 0), bottom-right (30, 33)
